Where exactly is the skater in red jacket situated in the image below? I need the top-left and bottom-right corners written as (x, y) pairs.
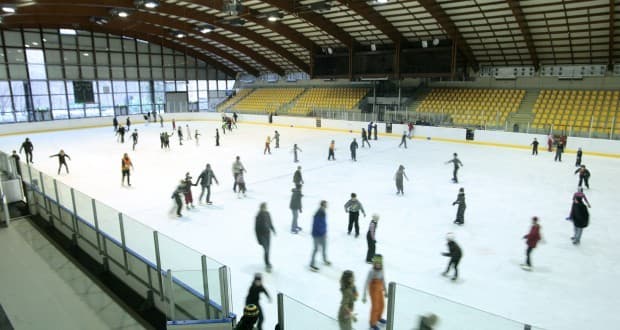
top-left (522, 216), bottom-right (542, 270)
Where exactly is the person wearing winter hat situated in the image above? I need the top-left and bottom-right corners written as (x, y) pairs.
top-left (418, 313), bottom-right (438, 330)
top-left (338, 270), bottom-right (358, 330)
top-left (245, 273), bottom-right (271, 330)
top-left (394, 165), bottom-right (408, 195)
top-left (362, 254), bottom-right (387, 330)
top-left (365, 214), bottom-right (379, 263)
top-left (441, 233), bottom-right (462, 281)
top-left (235, 304), bottom-right (259, 330)
top-left (570, 196), bottom-right (589, 245)
top-left (522, 217), bottom-right (542, 270)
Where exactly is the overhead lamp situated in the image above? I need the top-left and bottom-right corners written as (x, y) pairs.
top-left (370, 43), bottom-right (376, 51)
top-left (327, 47), bottom-right (333, 55)
top-left (197, 25), bottom-right (214, 33)
top-left (432, 38), bottom-right (439, 46)
top-left (267, 13), bottom-right (282, 22)
top-left (135, 0), bottom-right (160, 9)
top-left (421, 40), bottom-right (428, 48)
top-left (110, 8), bottom-right (132, 18)
top-left (376, 0), bottom-right (388, 3)
top-left (1, 5), bottom-right (16, 13)
top-left (90, 16), bottom-right (110, 26)
top-left (172, 31), bottom-right (186, 38)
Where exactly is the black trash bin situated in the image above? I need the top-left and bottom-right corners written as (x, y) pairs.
top-left (386, 122), bottom-right (393, 134)
top-left (466, 128), bottom-right (475, 140)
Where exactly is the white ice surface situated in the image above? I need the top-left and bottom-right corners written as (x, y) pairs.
top-left (1, 120), bottom-right (619, 330)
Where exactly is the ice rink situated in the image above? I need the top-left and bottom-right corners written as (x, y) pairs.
top-left (1, 118), bottom-right (619, 330)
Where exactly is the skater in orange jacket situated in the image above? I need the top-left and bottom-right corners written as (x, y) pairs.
top-left (362, 254), bottom-right (387, 330)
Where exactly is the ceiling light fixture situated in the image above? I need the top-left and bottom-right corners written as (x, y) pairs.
top-left (327, 47), bottom-right (333, 55)
top-left (421, 40), bottom-right (428, 48)
top-left (90, 16), bottom-right (110, 26)
top-left (1, 5), bottom-right (16, 13)
top-left (139, 0), bottom-right (160, 9)
top-left (370, 43), bottom-right (376, 51)
top-left (432, 38), bottom-right (439, 46)
top-left (110, 8), bottom-right (132, 18)
top-left (197, 25), bottom-right (214, 33)
top-left (376, 0), bottom-right (388, 3)
top-left (173, 31), bottom-right (186, 38)
top-left (267, 12), bottom-right (282, 22)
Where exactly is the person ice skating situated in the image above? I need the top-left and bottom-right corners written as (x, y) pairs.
top-left (172, 118), bottom-right (176, 130)
top-left (575, 147), bottom-right (583, 167)
top-left (554, 141), bottom-right (564, 161)
top-left (394, 165), bottom-right (408, 195)
top-left (163, 131), bottom-right (172, 149)
top-left (186, 124), bottom-right (192, 140)
top-left (121, 153), bottom-right (134, 186)
top-left (361, 128), bottom-right (371, 148)
top-left (236, 171), bottom-right (247, 197)
top-left (408, 122), bottom-right (414, 138)
top-left (344, 193), bottom-right (366, 237)
top-left (159, 133), bottom-right (165, 149)
top-left (50, 150), bottom-right (71, 174)
top-left (531, 138), bottom-right (539, 155)
top-left (367, 121), bottom-right (373, 139)
top-left (19, 137), bottom-right (34, 163)
top-left (177, 126), bottom-right (184, 145)
top-left (418, 313), bottom-right (438, 330)
top-left (441, 233), bottom-right (462, 281)
top-left (233, 111), bottom-right (238, 124)
top-left (290, 186), bottom-right (303, 233)
top-left (452, 187), bottom-right (466, 225)
top-left (171, 180), bottom-right (185, 217)
top-left (362, 254), bottom-right (387, 330)
top-left (373, 123), bottom-right (378, 140)
top-left (349, 138), bottom-right (358, 161)
top-left (310, 201), bottom-right (331, 271)
top-left (292, 144), bottom-right (302, 162)
top-left (113, 116), bottom-right (119, 132)
top-left (116, 125), bottom-right (126, 143)
top-left (131, 129), bottom-right (138, 151)
top-left (547, 134), bottom-right (553, 152)
top-left (570, 196), bottom-right (589, 245)
top-left (195, 164), bottom-right (219, 204)
top-left (194, 129), bottom-right (200, 146)
top-left (574, 165), bottom-right (591, 189)
top-left (365, 214), bottom-right (379, 263)
top-left (570, 187), bottom-right (591, 211)
top-left (10, 150), bottom-right (21, 177)
top-left (235, 304), bottom-right (259, 330)
top-left (126, 117), bottom-right (131, 130)
top-left (328, 140), bottom-right (336, 161)
top-left (522, 216), bottom-right (542, 270)
top-left (183, 172), bottom-right (195, 209)
top-left (245, 273), bottom-right (272, 330)
top-left (293, 166), bottom-right (304, 189)
top-left (398, 131), bottom-right (408, 148)
top-left (159, 115), bottom-right (163, 128)
top-left (232, 156), bottom-right (246, 192)
top-left (274, 130), bottom-right (280, 148)
top-left (338, 270), bottom-right (358, 330)
top-left (215, 129), bottom-right (220, 146)
top-left (264, 136), bottom-right (272, 155)
top-left (255, 203), bottom-right (276, 272)
top-left (445, 153), bottom-right (463, 183)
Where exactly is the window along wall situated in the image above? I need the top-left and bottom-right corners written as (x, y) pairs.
top-left (0, 28), bottom-right (236, 123)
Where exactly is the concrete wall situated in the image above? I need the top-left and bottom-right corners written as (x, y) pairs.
top-left (1, 113), bottom-right (618, 156)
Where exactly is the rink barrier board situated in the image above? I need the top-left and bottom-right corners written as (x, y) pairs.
top-left (22, 174), bottom-right (230, 323)
top-left (3, 112), bottom-right (617, 158)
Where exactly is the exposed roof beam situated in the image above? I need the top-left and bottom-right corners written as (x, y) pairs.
top-left (417, 0), bottom-right (479, 70)
top-left (1, 16), bottom-right (242, 76)
top-left (15, 0), bottom-right (308, 73)
top-left (609, 0), bottom-right (615, 69)
top-left (337, 0), bottom-right (403, 45)
top-left (2, 14), bottom-right (256, 76)
top-left (506, 0), bottom-right (539, 70)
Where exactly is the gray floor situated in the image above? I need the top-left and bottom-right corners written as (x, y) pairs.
top-left (0, 218), bottom-right (147, 330)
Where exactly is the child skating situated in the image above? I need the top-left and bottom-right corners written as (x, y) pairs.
top-left (50, 150), bottom-right (71, 174)
top-left (452, 187), bottom-right (466, 225)
top-left (441, 233), bottom-right (462, 281)
top-left (445, 153), bottom-right (463, 183)
top-left (394, 165), bottom-right (408, 195)
top-left (521, 216), bottom-right (542, 271)
top-left (362, 254), bottom-right (387, 330)
top-left (121, 153), bottom-right (134, 186)
top-left (292, 144), bottom-right (302, 162)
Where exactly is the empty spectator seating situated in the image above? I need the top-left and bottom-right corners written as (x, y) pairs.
top-left (531, 90), bottom-right (620, 136)
top-left (217, 89), bottom-right (253, 111)
top-left (234, 88), bottom-right (304, 113)
top-left (289, 88), bottom-right (369, 115)
top-left (417, 89), bottom-right (525, 126)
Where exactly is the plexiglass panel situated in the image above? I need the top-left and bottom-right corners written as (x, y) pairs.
top-left (282, 294), bottom-right (340, 330)
top-left (93, 200), bottom-right (121, 241)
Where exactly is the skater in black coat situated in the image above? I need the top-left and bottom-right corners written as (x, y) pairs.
top-left (570, 197), bottom-right (589, 245)
top-left (113, 116), bottom-right (118, 132)
top-left (50, 150), bottom-right (71, 174)
top-left (171, 180), bottom-right (184, 217)
top-left (116, 125), bottom-right (126, 143)
top-left (255, 203), bottom-right (276, 272)
top-left (195, 164), bottom-right (219, 204)
top-left (574, 165), bottom-right (591, 189)
top-left (131, 129), bottom-right (138, 151)
top-left (290, 187), bottom-right (303, 233)
top-left (398, 131), bottom-right (407, 148)
top-left (126, 117), bottom-right (131, 130)
top-left (445, 153), bottom-right (463, 183)
top-left (293, 144), bottom-right (302, 163)
top-left (361, 128), bottom-right (371, 148)
top-left (441, 234), bottom-right (462, 281)
top-left (575, 148), bottom-right (583, 167)
top-left (554, 141), bottom-right (564, 162)
top-left (373, 123), bottom-right (378, 140)
top-left (293, 166), bottom-right (304, 189)
top-left (177, 126), bottom-right (183, 145)
top-left (245, 273), bottom-right (271, 330)
top-left (531, 138), bottom-right (539, 155)
top-left (452, 188), bottom-right (466, 225)
top-left (394, 165), bottom-right (408, 195)
top-left (215, 129), bottom-right (220, 146)
top-left (19, 137), bottom-right (34, 163)
top-left (350, 138), bottom-right (359, 161)
top-left (365, 214), bottom-right (379, 263)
